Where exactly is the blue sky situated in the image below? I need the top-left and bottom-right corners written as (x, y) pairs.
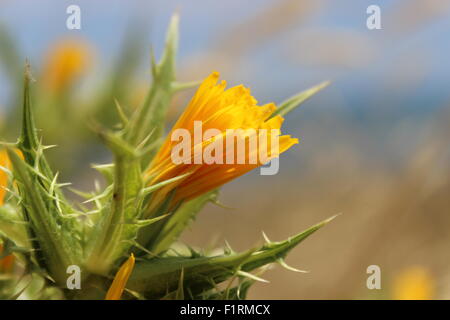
top-left (1, 0), bottom-right (450, 118)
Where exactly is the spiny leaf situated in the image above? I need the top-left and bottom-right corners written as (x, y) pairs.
top-left (7, 148), bottom-right (76, 284)
top-left (269, 81), bottom-right (330, 119)
top-left (0, 205), bottom-right (29, 248)
top-left (17, 65), bottom-right (76, 216)
top-left (141, 172), bottom-right (192, 196)
top-left (128, 215), bottom-right (336, 299)
top-left (240, 214), bottom-right (337, 272)
top-left (127, 249), bottom-right (254, 299)
top-left (18, 64), bottom-right (39, 153)
top-left (157, 12), bottom-right (178, 83)
top-left (85, 129), bottom-right (143, 275)
top-left (11, 75), bottom-right (84, 273)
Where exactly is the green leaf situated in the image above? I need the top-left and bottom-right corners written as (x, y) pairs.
top-left (128, 215), bottom-right (336, 299)
top-left (155, 12), bottom-right (178, 85)
top-left (269, 81), bottom-right (330, 119)
top-left (240, 215), bottom-right (337, 272)
top-left (84, 131), bottom-right (144, 275)
top-left (7, 148), bottom-right (76, 285)
top-left (18, 65), bottom-right (76, 217)
top-left (127, 249), bottom-right (254, 299)
top-left (7, 71), bottom-right (82, 284)
top-left (0, 205), bottom-right (29, 248)
top-left (19, 64), bottom-right (39, 154)
top-left (141, 172), bottom-right (192, 196)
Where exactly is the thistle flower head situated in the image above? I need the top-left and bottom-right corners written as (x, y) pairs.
top-left (145, 72), bottom-right (298, 214)
top-left (0, 13), bottom-right (329, 300)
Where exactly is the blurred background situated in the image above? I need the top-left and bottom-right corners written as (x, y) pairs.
top-left (0, 0), bottom-right (449, 299)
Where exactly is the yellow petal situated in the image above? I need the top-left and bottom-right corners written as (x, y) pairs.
top-left (0, 150), bottom-right (9, 206)
top-left (145, 72), bottom-right (298, 215)
top-left (105, 254), bottom-right (135, 300)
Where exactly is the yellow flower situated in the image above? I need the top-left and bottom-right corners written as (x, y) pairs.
top-left (0, 150), bottom-right (9, 206)
top-left (105, 254), bottom-right (135, 300)
top-left (42, 38), bottom-right (92, 93)
top-left (392, 266), bottom-right (434, 300)
top-left (145, 72), bottom-right (298, 215)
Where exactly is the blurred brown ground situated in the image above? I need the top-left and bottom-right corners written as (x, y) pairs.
top-left (181, 107), bottom-right (450, 299)
top-left (175, 0), bottom-right (450, 299)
